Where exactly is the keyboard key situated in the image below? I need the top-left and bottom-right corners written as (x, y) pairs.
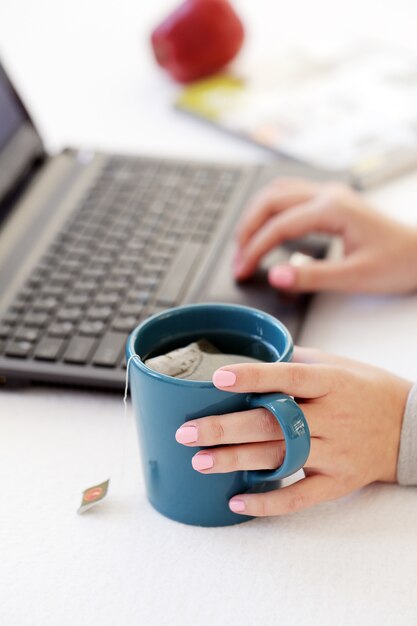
top-left (133, 276), bottom-right (157, 291)
top-left (10, 299), bottom-right (27, 313)
top-left (48, 322), bottom-right (74, 338)
top-left (102, 280), bottom-right (126, 293)
top-left (64, 336), bottom-right (97, 364)
top-left (6, 341), bottom-right (32, 358)
top-left (18, 287), bottom-right (36, 300)
top-left (156, 242), bottom-right (203, 306)
top-left (24, 312), bottom-right (49, 328)
top-left (65, 294), bottom-right (90, 307)
top-left (126, 240), bottom-right (145, 253)
top-left (82, 267), bottom-right (107, 280)
top-left (86, 306), bottom-right (112, 321)
top-left (32, 297), bottom-right (59, 313)
top-left (94, 254), bottom-right (113, 266)
top-left (79, 321), bottom-right (105, 336)
top-left (41, 285), bottom-right (66, 298)
top-left (92, 332), bottom-right (127, 367)
top-left (111, 317), bottom-right (138, 332)
top-left (3, 311), bottom-right (20, 325)
top-left (65, 259), bottom-right (84, 272)
top-left (0, 324), bottom-right (12, 339)
top-left (34, 337), bottom-right (65, 361)
top-left (142, 268), bottom-right (161, 280)
top-left (50, 272), bottom-right (73, 286)
top-left (126, 289), bottom-right (150, 304)
top-left (73, 280), bottom-right (97, 293)
top-left (95, 292), bottom-right (119, 306)
top-left (57, 308), bottom-right (83, 323)
top-left (119, 252), bottom-right (141, 264)
top-left (119, 303), bottom-right (144, 317)
top-left (111, 267), bottom-right (136, 279)
top-left (14, 327), bottom-right (40, 342)
top-left (26, 275), bottom-right (43, 289)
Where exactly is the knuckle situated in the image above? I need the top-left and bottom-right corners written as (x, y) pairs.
top-left (328, 366), bottom-right (351, 395)
top-left (323, 182), bottom-right (351, 202)
top-left (253, 496), bottom-right (269, 517)
top-left (228, 447), bottom-right (241, 471)
top-left (208, 418), bottom-right (225, 444)
top-left (288, 364), bottom-right (306, 390)
top-left (286, 490), bottom-right (306, 514)
top-left (257, 408), bottom-right (278, 437)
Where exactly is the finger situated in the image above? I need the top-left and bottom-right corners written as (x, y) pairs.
top-left (236, 180), bottom-right (319, 249)
top-left (212, 362), bottom-right (332, 397)
top-left (229, 474), bottom-right (336, 516)
top-left (175, 408), bottom-right (284, 447)
top-left (268, 256), bottom-right (365, 293)
top-left (235, 197), bottom-right (341, 280)
top-left (191, 437), bottom-right (324, 474)
top-left (176, 405), bottom-right (324, 447)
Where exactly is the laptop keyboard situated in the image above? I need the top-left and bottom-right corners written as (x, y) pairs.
top-left (0, 156), bottom-right (241, 371)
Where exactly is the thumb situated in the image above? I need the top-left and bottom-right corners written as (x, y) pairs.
top-left (268, 258), bottom-right (361, 293)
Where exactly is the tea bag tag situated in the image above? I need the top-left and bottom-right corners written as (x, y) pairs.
top-left (77, 479), bottom-right (110, 514)
top-left (77, 354), bottom-right (140, 514)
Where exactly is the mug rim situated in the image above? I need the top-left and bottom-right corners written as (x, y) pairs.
top-left (126, 302), bottom-right (293, 388)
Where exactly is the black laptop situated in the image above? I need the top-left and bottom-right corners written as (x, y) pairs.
top-left (0, 60), bottom-right (331, 390)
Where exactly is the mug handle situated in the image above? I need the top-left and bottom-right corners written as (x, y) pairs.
top-left (246, 393), bottom-right (310, 486)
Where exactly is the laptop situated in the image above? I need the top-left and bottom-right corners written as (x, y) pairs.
top-left (0, 60), bottom-right (332, 391)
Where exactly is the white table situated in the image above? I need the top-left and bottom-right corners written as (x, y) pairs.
top-left (1, 2), bottom-right (417, 625)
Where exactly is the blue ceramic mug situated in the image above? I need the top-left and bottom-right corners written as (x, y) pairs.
top-left (126, 303), bottom-right (310, 527)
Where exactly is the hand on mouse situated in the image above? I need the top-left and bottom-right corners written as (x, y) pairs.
top-left (175, 346), bottom-right (412, 517)
top-left (234, 179), bottom-right (417, 294)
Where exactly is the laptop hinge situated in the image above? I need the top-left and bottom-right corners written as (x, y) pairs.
top-left (0, 152), bottom-right (47, 228)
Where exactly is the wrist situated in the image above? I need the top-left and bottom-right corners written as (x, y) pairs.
top-left (410, 229), bottom-right (417, 291)
top-left (397, 381), bottom-right (417, 485)
top-left (381, 376), bottom-right (413, 483)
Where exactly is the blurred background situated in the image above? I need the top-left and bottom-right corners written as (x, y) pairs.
top-left (2, 0), bottom-right (417, 164)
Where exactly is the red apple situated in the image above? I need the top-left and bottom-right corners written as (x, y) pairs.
top-left (151, 0), bottom-right (245, 83)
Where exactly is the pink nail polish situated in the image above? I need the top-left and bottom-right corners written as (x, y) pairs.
top-left (268, 265), bottom-right (295, 288)
top-left (212, 370), bottom-right (236, 387)
top-left (192, 454), bottom-right (214, 471)
top-left (229, 499), bottom-right (246, 513)
top-left (175, 425), bottom-right (197, 444)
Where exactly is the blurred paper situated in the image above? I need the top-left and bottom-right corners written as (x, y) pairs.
top-left (175, 41), bottom-right (417, 188)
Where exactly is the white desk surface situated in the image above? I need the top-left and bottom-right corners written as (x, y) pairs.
top-left (1, 2), bottom-right (417, 625)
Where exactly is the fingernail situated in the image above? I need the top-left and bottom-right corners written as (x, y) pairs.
top-left (212, 370), bottom-right (236, 387)
top-left (192, 454), bottom-right (214, 471)
top-left (229, 498), bottom-right (246, 513)
top-left (175, 425), bottom-right (197, 444)
top-left (268, 265), bottom-right (296, 288)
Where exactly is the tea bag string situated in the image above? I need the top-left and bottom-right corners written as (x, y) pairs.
top-left (119, 354), bottom-right (142, 482)
top-left (123, 354), bottom-right (141, 413)
top-left (78, 354), bottom-right (141, 513)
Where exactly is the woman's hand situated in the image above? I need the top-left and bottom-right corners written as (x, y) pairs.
top-left (234, 178), bottom-right (417, 294)
top-left (175, 348), bottom-right (412, 517)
